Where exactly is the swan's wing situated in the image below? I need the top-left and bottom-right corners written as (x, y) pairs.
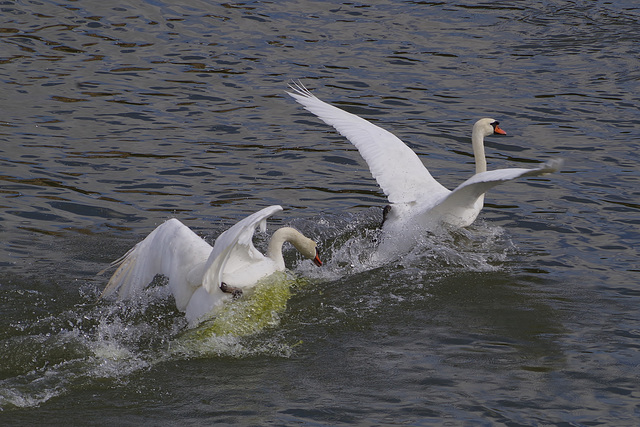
top-left (201, 205), bottom-right (283, 293)
top-left (430, 159), bottom-right (563, 222)
top-left (287, 82), bottom-right (449, 204)
top-left (101, 219), bottom-right (212, 303)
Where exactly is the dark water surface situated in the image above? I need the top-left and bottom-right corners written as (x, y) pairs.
top-left (2, 0), bottom-right (639, 424)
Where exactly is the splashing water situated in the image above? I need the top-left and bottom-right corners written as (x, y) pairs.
top-left (0, 284), bottom-right (178, 410)
top-left (296, 208), bottom-right (515, 284)
top-left (0, 209), bottom-right (516, 411)
top-left (0, 271), bottom-right (307, 410)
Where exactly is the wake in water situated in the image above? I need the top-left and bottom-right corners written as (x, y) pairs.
top-left (295, 207), bottom-right (515, 283)
top-left (0, 208), bottom-right (515, 410)
top-left (0, 273), bottom-right (304, 410)
top-left (288, 207), bottom-right (518, 335)
top-left (0, 282), bottom-right (179, 410)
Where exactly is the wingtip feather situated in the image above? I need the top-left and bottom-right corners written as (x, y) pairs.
top-left (287, 80), bottom-right (315, 99)
top-left (537, 158), bottom-right (564, 175)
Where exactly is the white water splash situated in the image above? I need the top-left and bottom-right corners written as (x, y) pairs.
top-left (0, 210), bottom-right (516, 411)
top-left (295, 209), bottom-right (515, 284)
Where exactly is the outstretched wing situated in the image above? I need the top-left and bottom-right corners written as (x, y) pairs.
top-left (429, 159), bottom-right (563, 226)
top-left (101, 218), bottom-right (213, 308)
top-left (201, 205), bottom-right (283, 293)
top-left (287, 81), bottom-right (449, 204)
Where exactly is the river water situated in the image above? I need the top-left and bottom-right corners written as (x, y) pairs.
top-left (1, 0), bottom-right (639, 424)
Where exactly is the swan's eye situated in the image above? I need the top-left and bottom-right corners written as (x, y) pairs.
top-left (491, 121), bottom-right (500, 128)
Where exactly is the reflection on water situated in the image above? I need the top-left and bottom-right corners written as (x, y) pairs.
top-left (1, 0), bottom-right (640, 424)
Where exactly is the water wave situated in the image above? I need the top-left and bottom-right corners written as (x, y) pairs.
top-left (0, 209), bottom-right (516, 410)
top-left (0, 271), bottom-right (305, 409)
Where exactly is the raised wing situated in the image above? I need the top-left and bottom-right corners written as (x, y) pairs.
top-left (101, 218), bottom-right (213, 309)
top-left (287, 82), bottom-right (449, 204)
top-left (201, 205), bottom-right (283, 293)
top-left (429, 159), bottom-right (563, 226)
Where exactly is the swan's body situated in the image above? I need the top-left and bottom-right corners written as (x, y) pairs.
top-left (101, 205), bottom-right (322, 325)
top-left (287, 82), bottom-right (561, 256)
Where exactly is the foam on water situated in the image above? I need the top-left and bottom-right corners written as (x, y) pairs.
top-left (0, 270), bottom-right (308, 409)
top-left (0, 294), bottom-right (165, 410)
top-left (296, 209), bottom-right (515, 284)
top-left (0, 211), bottom-right (515, 410)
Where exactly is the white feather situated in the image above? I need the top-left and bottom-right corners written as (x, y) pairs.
top-left (288, 82), bottom-right (562, 258)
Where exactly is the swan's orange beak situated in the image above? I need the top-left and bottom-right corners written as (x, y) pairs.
top-left (494, 125), bottom-right (507, 135)
top-left (313, 251), bottom-right (323, 267)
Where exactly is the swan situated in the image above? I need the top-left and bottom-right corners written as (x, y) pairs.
top-left (100, 205), bottom-right (322, 325)
top-left (287, 82), bottom-right (562, 257)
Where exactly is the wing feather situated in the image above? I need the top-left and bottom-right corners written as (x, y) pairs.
top-left (101, 218), bottom-right (212, 309)
top-left (429, 159), bottom-right (563, 225)
top-left (287, 82), bottom-right (448, 204)
top-left (201, 205), bottom-right (283, 293)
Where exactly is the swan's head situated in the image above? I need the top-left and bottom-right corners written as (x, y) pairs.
top-left (279, 227), bottom-right (323, 267)
top-left (474, 118), bottom-right (507, 137)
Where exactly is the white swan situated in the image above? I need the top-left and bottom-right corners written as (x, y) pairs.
top-left (101, 205), bottom-right (322, 325)
top-left (287, 82), bottom-right (562, 256)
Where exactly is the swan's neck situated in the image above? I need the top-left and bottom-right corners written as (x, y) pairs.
top-left (266, 228), bottom-right (290, 269)
top-left (471, 127), bottom-right (487, 174)
top-left (266, 227), bottom-right (306, 270)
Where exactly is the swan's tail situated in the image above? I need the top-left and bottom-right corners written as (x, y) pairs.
top-left (99, 242), bottom-right (149, 299)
